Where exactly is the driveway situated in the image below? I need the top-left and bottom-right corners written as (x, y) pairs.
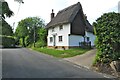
top-left (64, 49), bottom-right (97, 69)
top-left (1, 48), bottom-right (113, 78)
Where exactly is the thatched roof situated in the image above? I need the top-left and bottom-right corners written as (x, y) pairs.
top-left (46, 2), bottom-right (94, 33)
top-left (46, 2), bottom-right (81, 28)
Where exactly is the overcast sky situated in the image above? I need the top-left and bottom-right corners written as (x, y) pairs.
top-left (5, 0), bottom-right (119, 30)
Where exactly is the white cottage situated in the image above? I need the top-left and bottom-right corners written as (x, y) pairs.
top-left (46, 2), bottom-right (95, 49)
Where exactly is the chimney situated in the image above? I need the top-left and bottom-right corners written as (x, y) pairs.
top-left (51, 9), bottom-right (55, 20)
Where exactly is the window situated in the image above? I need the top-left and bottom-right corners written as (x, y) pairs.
top-left (58, 36), bottom-right (63, 42)
top-left (52, 27), bottom-right (55, 32)
top-left (59, 25), bottom-right (63, 30)
top-left (50, 37), bottom-right (53, 42)
top-left (87, 37), bottom-right (90, 42)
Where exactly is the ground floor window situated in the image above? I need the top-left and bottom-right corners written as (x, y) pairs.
top-left (87, 37), bottom-right (90, 42)
top-left (50, 37), bottom-right (53, 42)
top-left (58, 36), bottom-right (63, 42)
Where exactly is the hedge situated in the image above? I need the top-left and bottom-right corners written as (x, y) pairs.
top-left (0, 36), bottom-right (15, 47)
top-left (93, 12), bottom-right (120, 64)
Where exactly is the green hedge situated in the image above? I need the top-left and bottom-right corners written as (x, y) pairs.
top-left (93, 12), bottom-right (120, 64)
top-left (0, 36), bottom-right (15, 47)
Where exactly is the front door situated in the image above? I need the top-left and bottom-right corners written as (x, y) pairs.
top-left (53, 35), bottom-right (56, 46)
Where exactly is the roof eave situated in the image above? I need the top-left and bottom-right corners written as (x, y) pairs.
top-left (46, 21), bottom-right (70, 29)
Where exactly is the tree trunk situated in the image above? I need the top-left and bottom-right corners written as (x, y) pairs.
top-left (22, 37), bottom-right (25, 47)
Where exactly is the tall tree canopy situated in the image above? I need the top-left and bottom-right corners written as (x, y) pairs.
top-left (0, 0), bottom-right (14, 36)
top-left (15, 19), bottom-right (29, 47)
top-left (93, 12), bottom-right (120, 64)
top-left (0, 18), bottom-right (13, 36)
top-left (15, 17), bottom-right (46, 47)
top-left (0, 0), bottom-right (14, 19)
top-left (0, 0), bottom-right (14, 47)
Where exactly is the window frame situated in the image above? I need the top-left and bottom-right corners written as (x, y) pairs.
top-left (50, 37), bottom-right (53, 42)
top-left (58, 36), bottom-right (63, 42)
top-left (59, 25), bottom-right (63, 30)
top-left (52, 27), bottom-right (55, 32)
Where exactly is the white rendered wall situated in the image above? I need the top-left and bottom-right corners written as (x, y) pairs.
top-left (69, 35), bottom-right (84, 46)
top-left (85, 31), bottom-right (95, 46)
top-left (47, 23), bottom-right (71, 46)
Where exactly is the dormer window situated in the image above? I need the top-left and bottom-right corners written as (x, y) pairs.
top-left (59, 25), bottom-right (63, 30)
top-left (52, 27), bottom-right (55, 32)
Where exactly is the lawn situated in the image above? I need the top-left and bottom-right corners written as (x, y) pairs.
top-left (32, 47), bottom-right (90, 58)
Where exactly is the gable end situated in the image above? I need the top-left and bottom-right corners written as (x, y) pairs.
top-left (71, 9), bottom-right (86, 36)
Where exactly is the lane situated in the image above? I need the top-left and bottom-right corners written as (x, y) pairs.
top-left (2, 48), bottom-right (108, 78)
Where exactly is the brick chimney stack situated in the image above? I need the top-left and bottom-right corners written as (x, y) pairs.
top-left (51, 9), bottom-right (55, 20)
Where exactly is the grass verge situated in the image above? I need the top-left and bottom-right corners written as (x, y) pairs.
top-left (32, 47), bottom-right (90, 58)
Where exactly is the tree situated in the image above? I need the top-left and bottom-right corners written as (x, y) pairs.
top-left (0, 0), bottom-right (14, 36)
top-left (35, 28), bottom-right (47, 47)
top-left (15, 17), bottom-right (46, 47)
top-left (0, 0), bottom-right (15, 47)
top-left (15, 20), bottom-right (29, 47)
top-left (0, 0), bottom-right (14, 19)
top-left (0, 19), bottom-right (13, 36)
top-left (93, 12), bottom-right (120, 64)
top-left (24, 17), bottom-right (45, 44)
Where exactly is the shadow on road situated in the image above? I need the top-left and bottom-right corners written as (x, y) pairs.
top-left (1, 46), bottom-right (22, 49)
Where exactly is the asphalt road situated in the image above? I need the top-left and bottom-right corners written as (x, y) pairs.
top-left (1, 48), bottom-right (111, 78)
top-left (0, 48), bottom-right (2, 79)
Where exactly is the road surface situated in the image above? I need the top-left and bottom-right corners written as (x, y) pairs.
top-left (1, 48), bottom-right (113, 78)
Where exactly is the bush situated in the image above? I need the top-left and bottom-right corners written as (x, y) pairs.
top-left (0, 36), bottom-right (15, 47)
top-left (93, 12), bottom-right (120, 64)
top-left (25, 36), bottom-right (30, 46)
top-left (35, 40), bottom-right (46, 48)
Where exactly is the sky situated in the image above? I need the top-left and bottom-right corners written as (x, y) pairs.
top-left (5, 0), bottom-right (120, 30)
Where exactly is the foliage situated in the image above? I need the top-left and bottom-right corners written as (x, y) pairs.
top-left (0, 1), bottom-right (14, 19)
top-left (0, 1), bottom-right (15, 48)
top-left (32, 48), bottom-right (90, 58)
top-left (26, 17), bottom-right (45, 43)
top-left (35, 40), bottom-right (46, 48)
top-left (15, 20), bottom-right (29, 47)
top-left (0, 1), bottom-right (14, 36)
top-left (15, 17), bottom-right (46, 47)
top-left (15, 20), bottom-right (29, 38)
top-left (0, 36), bottom-right (15, 47)
top-left (35, 28), bottom-right (47, 47)
top-left (0, 19), bottom-right (13, 36)
top-left (93, 12), bottom-right (120, 64)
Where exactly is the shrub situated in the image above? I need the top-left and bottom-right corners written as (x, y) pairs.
top-left (35, 40), bottom-right (46, 48)
top-left (93, 12), bottom-right (120, 64)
